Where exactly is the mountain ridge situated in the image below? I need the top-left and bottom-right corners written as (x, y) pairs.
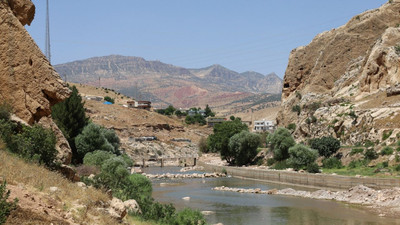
top-left (55, 55), bottom-right (283, 108)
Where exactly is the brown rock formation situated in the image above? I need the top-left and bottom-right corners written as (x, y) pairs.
top-left (0, 0), bottom-right (70, 125)
top-left (278, 1), bottom-right (400, 145)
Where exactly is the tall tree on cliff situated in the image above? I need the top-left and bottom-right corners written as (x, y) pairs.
top-left (52, 85), bottom-right (89, 164)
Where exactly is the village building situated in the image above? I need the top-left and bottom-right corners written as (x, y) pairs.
top-left (206, 117), bottom-right (226, 127)
top-left (127, 100), bottom-right (152, 110)
top-left (253, 119), bottom-right (275, 132)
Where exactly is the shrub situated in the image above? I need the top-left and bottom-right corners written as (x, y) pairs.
top-left (114, 174), bottom-right (152, 201)
top-left (0, 102), bottom-right (11, 121)
top-left (286, 123), bottom-right (296, 131)
top-left (291, 105), bottom-right (301, 115)
top-left (322, 157), bottom-right (343, 169)
top-left (295, 91), bottom-right (302, 99)
top-left (0, 181), bottom-right (18, 224)
top-left (306, 162), bottom-right (320, 173)
top-left (267, 158), bottom-right (276, 166)
top-left (173, 208), bottom-right (207, 225)
top-left (309, 136), bottom-right (340, 158)
top-left (10, 125), bottom-right (58, 168)
top-left (164, 105), bottom-right (176, 116)
top-left (364, 148), bottom-right (378, 160)
top-left (134, 196), bottom-right (176, 223)
top-left (226, 131), bottom-right (260, 165)
top-left (348, 159), bottom-right (368, 169)
top-left (271, 160), bottom-right (289, 170)
top-left (198, 137), bottom-right (208, 153)
top-left (349, 111), bottom-right (357, 119)
top-left (395, 164), bottom-right (400, 172)
top-left (380, 146), bottom-right (394, 156)
top-left (364, 140), bottom-right (375, 148)
top-left (382, 130), bottom-right (393, 141)
top-left (83, 150), bottom-right (116, 167)
top-left (267, 128), bottom-right (296, 161)
top-left (287, 144), bottom-right (318, 170)
top-left (104, 96), bottom-right (115, 104)
top-left (75, 123), bottom-right (120, 162)
top-left (350, 148), bottom-right (364, 156)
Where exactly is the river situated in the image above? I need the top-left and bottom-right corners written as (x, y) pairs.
top-left (143, 167), bottom-right (400, 225)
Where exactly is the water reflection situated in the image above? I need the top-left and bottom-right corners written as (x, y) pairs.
top-left (145, 167), bottom-right (400, 225)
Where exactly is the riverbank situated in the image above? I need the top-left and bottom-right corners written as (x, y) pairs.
top-left (199, 154), bottom-right (400, 219)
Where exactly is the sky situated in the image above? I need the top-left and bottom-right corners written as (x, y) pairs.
top-left (26, 0), bottom-right (387, 78)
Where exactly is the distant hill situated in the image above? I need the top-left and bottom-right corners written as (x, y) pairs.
top-left (55, 55), bottom-right (282, 108)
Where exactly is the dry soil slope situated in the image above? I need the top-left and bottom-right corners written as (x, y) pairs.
top-left (277, 1), bottom-right (400, 146)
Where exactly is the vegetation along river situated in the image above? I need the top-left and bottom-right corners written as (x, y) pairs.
top-left (143, 167), bottom-right (400, 225)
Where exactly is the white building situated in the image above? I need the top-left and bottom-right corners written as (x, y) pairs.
top-left (253, 119), bottom-right (275, 132)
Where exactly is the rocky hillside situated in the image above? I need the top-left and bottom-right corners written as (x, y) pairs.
top-left (73, 83), bottom-right (212, 163)
top-left (54, 55), bottom-right (282, 108)
top-left (277, 1), bottom-right (400, 146)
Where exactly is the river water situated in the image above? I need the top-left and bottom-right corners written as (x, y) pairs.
top-left (143, 167), bottom-right (400, 225)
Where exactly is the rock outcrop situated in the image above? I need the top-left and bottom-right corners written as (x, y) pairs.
top-left (278, 1), bottom-right (400, 146)
top-left (1, 1), bottom-right (72, 165)
top-left (0, 0), bottom-right (70, 125)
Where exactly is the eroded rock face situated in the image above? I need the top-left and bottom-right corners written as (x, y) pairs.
top-left (278, 1), bottom-right (400, 145)
top-left (0, 0), bottom-right (70, 125)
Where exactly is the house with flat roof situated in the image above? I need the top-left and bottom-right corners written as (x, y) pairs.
top-left (253, 119), bottom-right (275, 132)
top-left (127, 100), bottom-right (152, 110)
top-left (206, 117), bottom-right (226, 127)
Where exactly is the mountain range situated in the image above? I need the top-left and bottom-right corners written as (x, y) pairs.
top-left (54, 55), bottom-right (282, 108)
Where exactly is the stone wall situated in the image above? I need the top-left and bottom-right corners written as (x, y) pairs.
top-left (198, 161), bottom-right (400, 190)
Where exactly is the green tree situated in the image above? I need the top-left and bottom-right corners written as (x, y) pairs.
top-left (287, 144), bottom-right (318, 170)
top-left (75, 123), bottom-right (120, 162)
top-left (83, 150), bottom-right (116, 167)
top-left (104, 96), bottom-right (115, 104)
top-left (309, 136), bottom-right (340, 158)
top-left (173, 208), bottom-right (207, 225)
top-left (0, 181), bottom-right (18, 224)
top-left (227, 131), bottom-right (260, 165)
top-left (165, 105), bottom-right (176, 116)
top-left (204, 104), bottom-right (215, 118)
top-left (267, 127), bottom-right (296, 161)
top-left (207, 119), bottom-right (248, 154)
top-left (52, 85), bottom-right (89, 164)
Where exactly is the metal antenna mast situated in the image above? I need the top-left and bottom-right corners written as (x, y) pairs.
top-left (45, 0), bottom-right (51, 63)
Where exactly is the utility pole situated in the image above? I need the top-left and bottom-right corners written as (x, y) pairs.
top-left (45, 0), bottom-right (51, 63)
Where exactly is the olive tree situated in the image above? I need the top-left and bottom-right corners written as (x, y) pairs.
top-left (227, 131), bottom-right (260, 166)
top-left (267, 127), bottom-right (296, 161)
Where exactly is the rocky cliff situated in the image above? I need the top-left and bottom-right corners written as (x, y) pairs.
top-left (277, 1), bottom-right (400, 146)
top-left (1, 0), bottom-right (71, 163)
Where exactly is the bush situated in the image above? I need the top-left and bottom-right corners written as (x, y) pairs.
top-left (0, 102), bottom-right (11, 121)
top-left (0, 181), bottom-right (18, 224)
top-left (364, 140), bottom-right (375, 148)
top-left (350, 148), bottom-right (364, 156)
top-left (164, 105), bottom-right (176, 116)
top-left (226, 131), bottom-right (260, 166)
top-left (287, 144), bottom-right (318, 170)
top-left (395, 164), bottom-right (400, 172)
top-left (309, 136), bottom-right (340, 158)
top-left (382, 130), bottom-right (393, 141)
top-left (198, 137), bottom-right (208, 153)
top-left (291, 105), bottom-right (301, 115)
top-left (271, 160), bottom-right (289, 170)
top-left (364, 148), bottom-right (378, 160)
top-left (83, 150), bottom-right (116, 167)
top-left (267, 158), bottom-right (276, 166)
top-left (348, 159), bottom-right (368, 169)
top-left (173, 208), bottom-right (207, 225)
top-left (322, 157), bottom-right (343, 169)
top-left (114, 174), bottom-right (152, 201)
top-left (75, 123), bottom-right (120, 161)
top-left (104, 96), bottom-right (115, 104)
top-left (267, 128), bottom-right (296, 161)
top-left (10, 125), bottom-right (58, 168)
top-left (306, 162), bottom-right (320, 173)
top-left (380, 146), bottom-right (394, 156)
top-left (286, 123), bottom-right (296, 131)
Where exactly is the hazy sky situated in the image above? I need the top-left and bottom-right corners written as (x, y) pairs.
top-left (26, 0), bottom-right (387, 78)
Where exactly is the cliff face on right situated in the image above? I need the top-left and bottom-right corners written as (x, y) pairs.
top-left (277, 1), bottom-right (400, 145)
